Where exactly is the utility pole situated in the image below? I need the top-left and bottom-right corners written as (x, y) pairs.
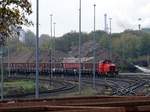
top-left (104, 13), bottom-right (107, 33)
top-left (136, 18), bottom-right (142, 62)
top-left (16, 27), bottom-right (21, 51)
top-left (93, 4), bottom-right (96, 89)
top-left (53, 22), bottom-right (56, 73)
top-left (78, 0), bottom-right (82, 94)
top-left (50, 14), bottom-right (53, 83)
top-left (109, 18), bottom-right (112, 60)
top-left (7, 37), bottom-right (10, 77)
top-left (35, 0), bottom-right (39, 98)
top-left (0, 46), bottom-right (3, 100)
top-left (138, 18), bottom-right (142, 31)
top-left (122, 38), bottom-right (125, 72)
top-left (104, 13), bottom-right (108, 59)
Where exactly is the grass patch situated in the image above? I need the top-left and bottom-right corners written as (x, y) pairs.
top-left (3, 80), bottom-right (46, 96)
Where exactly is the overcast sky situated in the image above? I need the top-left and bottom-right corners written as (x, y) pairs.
top-left (24, 0), bottom-right (150, 36)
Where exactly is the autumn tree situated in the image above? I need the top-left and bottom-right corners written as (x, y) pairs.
top-left (0, 0), bottom-right (32, 45)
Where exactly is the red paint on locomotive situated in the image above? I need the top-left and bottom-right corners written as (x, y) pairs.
top-left (97, 60), bottom-right (118, 75)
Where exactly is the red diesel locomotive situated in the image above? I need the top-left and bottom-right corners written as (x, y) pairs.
top-left (98, 60), bottom-right (118, 75)
top-left (4, 60), bottom-right (118, 76)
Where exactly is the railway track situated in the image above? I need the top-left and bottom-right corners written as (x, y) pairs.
top-left (4, 72), bottom-right (150, 98)
top-left (1, 96), bottom-right (150, 112)
top-left (103, 77), bottom-right (149, 96)
top-left (4, 75), bottom-right (77, 99)
top-left (78, 75), bottom-right (150, 96)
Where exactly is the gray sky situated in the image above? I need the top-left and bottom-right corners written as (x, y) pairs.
top-left (24, 0), bottom-right (150, 36)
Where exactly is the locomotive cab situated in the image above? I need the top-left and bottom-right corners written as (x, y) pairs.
top-left (97, 60), bottom-right (118, 76)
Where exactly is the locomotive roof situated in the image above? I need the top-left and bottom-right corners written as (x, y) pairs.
top-left (100, 59), bottom-right (112, 63)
